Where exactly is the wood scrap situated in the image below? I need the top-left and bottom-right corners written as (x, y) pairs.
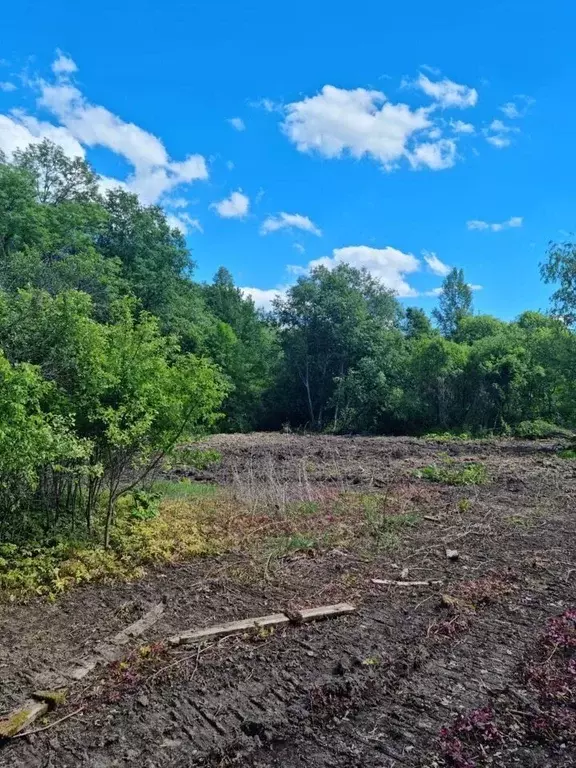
top-left (168, 613), bottom-right (291, 646)
top-left (168, 602), bottom-right (356, 646)
top-left (0, 700), bottom-right (48, 739)
top-left (372, 578), bottom-right (443, 587)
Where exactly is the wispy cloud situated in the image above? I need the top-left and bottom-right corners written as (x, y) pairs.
top-left (414, 73), bottom-right (478, 108)
top-left (467, 216), bottom-right (523, 232)
top-left (260, 212), bottom-right (322, 236)
top-left (484, 119), bottom-right (520, 149)
top-left (500, 95), bottom-right (534, 119)
top-left (0, 51), bottom-right (209, 206)
top-left (423, 250), bottom-right (451, 276)
top-left (0, 81), bottom-right (16, 92)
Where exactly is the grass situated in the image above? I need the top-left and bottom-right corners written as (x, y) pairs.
top-left (558, 449), bottom-right (576, 460)
top-left (416, 460), bottom-right (488, 486)
top-left (148, 479), bottom-right (218, 499)
top-left (0, 475), bottom-right (425, 601)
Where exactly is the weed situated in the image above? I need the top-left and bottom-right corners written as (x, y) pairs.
top-left (266, 533), bottom-right (320, 558)
top-left (558, 449), bottom-right (576, 460)
top-left (424, 431), bottom-right (473, 442)
top-left (359, 493), bottom-right (420, 550)
top-left (170, 446), bottom-right (222, 471)
top-left (416, 460), bottom-right (488, 486)
top-left (457, 498), bottom-right (472, 513)
top-left (439, 707), bottom-right (503, 767)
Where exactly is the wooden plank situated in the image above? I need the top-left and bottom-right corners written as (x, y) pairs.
top-left (372, 579), bottom-right (442, 587)
top-left (168, 613), bottom-right (291, 647)
top-left (111, 602), bottom-right (165, 646)
top-left (0, 699), bottom-right (48, 738)
top-left (293, 603), bottom-right (356, 623)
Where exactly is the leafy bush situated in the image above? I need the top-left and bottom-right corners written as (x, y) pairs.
top-left (0, 499), bottom-right (217, 601)
top-left (514, 420), bottom-right (574, 439)
top-left (416, 460), bottom-right (488, 486)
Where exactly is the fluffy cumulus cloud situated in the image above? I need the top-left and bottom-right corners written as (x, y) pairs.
top-left (260, 212), bottom-right (322, 236)
top-left (0, 52), bottom-right (209, 206)
top-left (307, 245), bottom-right (421, 297)
top-left (281, 76), bottom-right (483, 172)
top-left (211, 190), bottom-right (250, 218)
top-left (245, 244), bottom-right (464, 309)
top-left (228, 117), bottom-right (245, 131)
top-left (423, 250), bottom-right (451, 276)
top-left (415, 74), bottom-right (478, 108)
top-left (467, 216), bottom-right (523, 232)
top-left (282, 85), bottom-right (444, 171)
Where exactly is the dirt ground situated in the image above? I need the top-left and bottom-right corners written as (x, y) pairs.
top-left (1, 434), bottom-right (576, 767)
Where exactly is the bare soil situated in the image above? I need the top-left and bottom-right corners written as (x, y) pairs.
top-left (1, 434), bottom-right (576, 767)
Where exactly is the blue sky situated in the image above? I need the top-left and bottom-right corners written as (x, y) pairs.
top-left (0, 0), bottom-right (573, 317)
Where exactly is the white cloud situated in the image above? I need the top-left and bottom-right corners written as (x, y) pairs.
top-left (228, 117), bottom-right (246, 131)
top-left (226, 160), bottom-right (235, 170)
top-left (52, 50), bottom-right (78, 76)
top-left (240, 286), bottom-right (286, 311)
top-left (0, 82), bottom-right (16, 92)
top-left (484, 119), bottom-right (519, 149)
top-left (164, 196), bottom-right (189, 209)
top-left (0, 112), bottom-right (85, 160)
top-left (408, 138), bottom-right (457, 170)
top-left (211, 190), bottom-right (250, 219)
top-left (293, 243), bottom-right (306, 254)
top-left (260, 212), bottom-right (322, 236)
top-left (423, 251), bottom-right (451, 276)
top-left (307, 245), bottom-right (420, 297)
top-left (251, 98), bottom-right (284, 114)
top-left (486, 135), bottom-right (511, 149)
top-left (467, 216), bottom-right (523, 232)
top-left (425, 282), bottom-right (482, 297)
top-left (282, 84), bottom-right (459, 172)
top-left (167, 212), bottom-right (203, 235)
top-left (451, 120), bottom-right (475, 134)
top-left (500, 95), bottom-right (534, 119)
top-left (415, 74), bottom-right (478, 108)
top-left (0, 53), bottom-right (209, 204)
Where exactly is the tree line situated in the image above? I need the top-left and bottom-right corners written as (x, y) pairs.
top-left (0, 140), bottom-right (574, 542)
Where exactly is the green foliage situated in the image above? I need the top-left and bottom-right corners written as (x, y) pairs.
top-left (558, 449), bottom-right (576, 460)
top-left (416, 460), bottom-right (488, 486)
top-left (433, 268), bottom-right (473, 338)
top-left (2, 139), bottom-right (576, 571)
top-left (514, 420), bottom-right (573, 439)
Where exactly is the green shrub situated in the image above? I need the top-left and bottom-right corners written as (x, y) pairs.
top-left (416, 461), bottom-right (488, 486)
top-left (514, 420), bottom-right (574, 440)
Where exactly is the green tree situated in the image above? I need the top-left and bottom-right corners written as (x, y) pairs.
top-left (433, 268), bottom-right (473, 338)
top-left (274, 264), bottom-right (401, 429)
top-left (541, 239), bottom-right (576, 325)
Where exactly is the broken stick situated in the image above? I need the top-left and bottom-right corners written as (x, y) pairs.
top-left (372, 578), bottom-right (442, 587)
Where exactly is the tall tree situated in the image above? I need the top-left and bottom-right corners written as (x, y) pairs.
top-left (541, 240), bottom-right (576, 325)
top-left (433, 268), bottom-right (473, 338)
top-left (274, 264), bottom-right (401, 429)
